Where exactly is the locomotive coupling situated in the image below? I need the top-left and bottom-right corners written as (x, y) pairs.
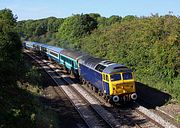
top-left (131, 93), bottom-right (137, 100)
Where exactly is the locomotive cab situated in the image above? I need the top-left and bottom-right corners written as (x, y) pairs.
top-left (102, 65), bottom-right (137, 103)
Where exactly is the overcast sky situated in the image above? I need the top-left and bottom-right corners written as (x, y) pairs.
top-left (0, 0), bottom-right (179, 21)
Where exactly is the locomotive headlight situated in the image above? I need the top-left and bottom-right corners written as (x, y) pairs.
top-left (112, 95), bottom-right (119, 102)
top-left (131, 93), bottom-right (137, 100)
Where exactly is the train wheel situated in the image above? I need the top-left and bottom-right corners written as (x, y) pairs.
top-left (79, 77), bottom-right (83, 84)
top-left (91, 86), bottom-right (93, 90)
top-left (70, 68), bottom-right (75, 77)
top-left (82, 79), bottom-right (86, 85)
top-left (92, 86), bottom-right (96, 91)
top-left (66, 68), bottom-right (70, 74)
top-left (70, 70), bottom-right (73, 76)
top-left (95, 87), bottom-right (98, 93)
top-left (103, 93), bottom-right (107, 99)
top-left (98, 90), bottom-right (103, 96)
top-left (106, 98), bottom-right (110, 103)
top-left (87, 83), bottom-right (91, 88)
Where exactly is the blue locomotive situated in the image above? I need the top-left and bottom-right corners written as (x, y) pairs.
top-left (24, 41), bottom-right (137, 103)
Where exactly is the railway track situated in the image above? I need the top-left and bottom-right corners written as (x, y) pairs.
top-left (81, 82), bottom-right (163, 128)
top-left (25, 50), bottom-right (121, 128)
top-left (43, 86), bottom-right (88, 128)
top-left (136, 98), bottom-right (180, 128)
top-left (24, 50), bottom-right (178, 128)
top-left (83, 79), bottom-right (178, 128)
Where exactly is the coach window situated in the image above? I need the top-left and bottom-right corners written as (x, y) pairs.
top-left (50, 51), bottom-right (58, 57)
top-left (61, 56), bottom-right (65, 61)
top-left (42, 47), bottom-right (47, 52)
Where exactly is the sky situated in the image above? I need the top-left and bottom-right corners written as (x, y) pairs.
top-left (0, 0), bottom-right (179, 21)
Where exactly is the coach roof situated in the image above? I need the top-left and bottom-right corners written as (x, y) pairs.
top-left (34, 42), bottom-right (44, 46)
top-left (42, 44), bottom-right (63, 53)
top-left (60, 49), bottom-right (84, 60)
top-left (48, 46), bottom-right (63, 53)
top-left (31, 42), bottom-right (40, 45)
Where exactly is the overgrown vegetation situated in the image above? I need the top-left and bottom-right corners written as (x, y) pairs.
top-left (0, 55), bottom-right (60, 128)
top-left (0, 9), bottom-right (59, 128)
top-left (177, 114), bottom-right (180, 122)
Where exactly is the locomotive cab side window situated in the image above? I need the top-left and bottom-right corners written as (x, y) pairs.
top-left (102, 73), bottom-right (109, 82)
top-left (103, 74), bottom-right (105, 80)
top-left (106, 75), bottom-right (109, 81)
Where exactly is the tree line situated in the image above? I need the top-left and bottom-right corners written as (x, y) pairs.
top-left (16, 13), bottom-right (180, 102)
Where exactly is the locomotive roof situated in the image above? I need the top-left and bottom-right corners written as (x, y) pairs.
top-left (60, 49), bottom-right (84, 60)
top-left (79, 55), bottom-right (132, 74)
top-left (79, 55), bottom-right (104, 69)
top-left (103, 64), bottom-right (132, 74)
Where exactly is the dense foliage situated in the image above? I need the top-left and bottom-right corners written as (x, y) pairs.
top-left (0, 9), bottom-right (59, 128)
top-left (79, 15), bottom-right (180, 102)
top-left (58, 14), bottom-right (98, 40)
top-left (16, 13), bottom-right (180, 102)
top-left (16, 17), bottom-right (64, 43)
top-left (0, 9), bottom-right (22, 85)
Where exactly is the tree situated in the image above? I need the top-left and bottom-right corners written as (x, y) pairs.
top-left (89, 13), bottom-right (101, 20)
top-left (57, 14), bottom-right (98, 41)
top-left (122, 15), bottom-right (137, 22)
top-left (34, 20), bottom-right (47, 36)
top-left (47, 17), bottom-right (64, 33)
top-left (108, 15), bottom-right (122, 25)
top-left (0, 9), bottom-right (22, 85)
